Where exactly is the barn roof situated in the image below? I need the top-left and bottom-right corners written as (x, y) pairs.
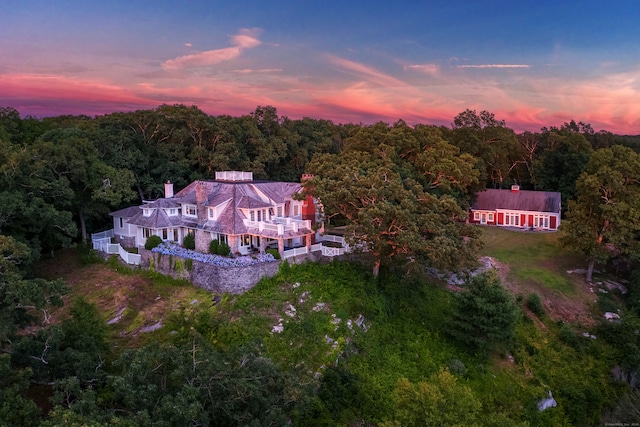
top-left (471, 189), bottom-right (561, 214)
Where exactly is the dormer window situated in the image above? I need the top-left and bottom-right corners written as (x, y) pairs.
top-left (208, 207), bottom-right (216, 220)
top-left (143, 208), bottom-right (151, 217)
top-left (184, 205), bottom-right (196, 217)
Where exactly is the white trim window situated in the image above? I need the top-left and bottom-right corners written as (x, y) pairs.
top-left (488, 213), bottom-right (494, 222)
top-left (167, 208), bottom-right (178, 216)
top-left (504, 212), bottom-right (520, 226)
top-left (208, 207), bottom-right (216, 220)
top-left (143, 208), bottom-right (151, 217)
top-left (474, 211), bottom-right (480, 221)
top-left (533, 214), bottom-right (549, 229)
top-left (184, 205), bottom-right (197, 217)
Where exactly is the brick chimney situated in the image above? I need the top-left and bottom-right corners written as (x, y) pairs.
top-left (164, 180), bottom-right (174, 198)
top-left (301, 174), bottom-right (316, 243)
top-left (195, 182), bottom-right (208, 226)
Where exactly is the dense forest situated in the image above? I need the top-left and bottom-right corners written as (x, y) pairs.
top-left (2, 104), bottom-right (640, 425)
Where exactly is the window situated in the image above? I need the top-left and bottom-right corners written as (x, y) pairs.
top-left (208, 207), bottom-right (215, 220)
top-left (241, 234), bottom-right (251, 246)
top-left (277, 206), bottom-right (283, 217)
top-left (250, 210), bottom-right (255, 221)
top-left (144, 228), bottom-right (151, 238)
top-left (173, 229), bottom-right (179, 241)
top-left (119, 218), bottom-right (123, 228)
top-left (257, 210), bottom-right (262, 221)
top-left (167, 208), bottom-right (177, 216)
top-left (488, 213), bottom-right (494, 222)
top-left (184, 205), bottom-right (196, 216)
top-left (293, 205), bottom-right (299, 216)
top-left (262, 209), bottom-right (267, 221)
top-left (505, 212), bottom-right (520, 226)
top-left (218, 234), bottom-right (228, 245)
top-left (162, 228), bottom-right (168, 240)
top-left (143, 208), bottom-right (151, 217)
top-left (474, 211), bottom-right (480, 221)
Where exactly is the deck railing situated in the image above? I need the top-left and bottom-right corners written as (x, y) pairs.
top-left (91, 230), bottom-right (141, 265)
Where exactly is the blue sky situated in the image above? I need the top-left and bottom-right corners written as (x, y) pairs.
top-left (1, 0), bottom-right (639, 133)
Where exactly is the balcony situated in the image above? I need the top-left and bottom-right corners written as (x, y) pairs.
top-left (243, 216), bottom-right (312, 236)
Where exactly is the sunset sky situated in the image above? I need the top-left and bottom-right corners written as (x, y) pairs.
top-left (2, 0), bottom-right (640, 134)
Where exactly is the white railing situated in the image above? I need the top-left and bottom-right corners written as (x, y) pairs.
top-left (316, 234), bottom-right (351, 252)
top-left (310, 243), bottom-right (346, 257)
top-left (215, 171), bottom-right (253, 181)
top-left (119, 245), bottom-right (141, 265)
top-left (92, 229), bottom-right (114, 240)
top-left (91, 230), bottom-right (140, 265)
top-left (243, 218), bottom-right (312, 235)
top-left (282, 246), bottom-right (309, 259)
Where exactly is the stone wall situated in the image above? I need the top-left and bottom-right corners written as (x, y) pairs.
top-left (139, 248), bottom-right (281, 294)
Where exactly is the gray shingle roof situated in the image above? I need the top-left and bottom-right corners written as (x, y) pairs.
top-left (115, 178), bottom-right (309, 237)
top-left (472, 189), bottom-right (561, 214)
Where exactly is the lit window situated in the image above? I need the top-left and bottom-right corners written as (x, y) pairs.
top-left (185, 205), bottom-right (196, 216)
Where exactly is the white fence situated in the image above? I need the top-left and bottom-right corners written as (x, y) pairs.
top-left (282, 246), bottom-right (309, 259)
top-left (91, 230), bottom-right (141, 265)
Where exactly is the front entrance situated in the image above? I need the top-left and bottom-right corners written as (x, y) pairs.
top-left (480, 213), bottom-right (487, 224)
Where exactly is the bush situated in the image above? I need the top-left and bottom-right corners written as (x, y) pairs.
top-left (183, 233), bottom-right (195, 250)
top-left (450, 272), bottom-right (519, 354)
top-left (266, 248), bottom-right (281, 260)
top-left (526, 293), bottom-right (545, 317)
top-left (145, 235), bottom-right (163, 250)
top-left (217, 242), bottom-right (231, 256)
top-left (209, 239), bottom-right (219, 255)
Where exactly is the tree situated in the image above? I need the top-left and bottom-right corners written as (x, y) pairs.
top-left (382, 369), bottom-right (482, 427)
top-left (35, 128), bottom-right (136, 241)
top-left (449, 272), bottom-right (519, 354)
top-left (534, 131), bottom-right (592, 210)
top-left (446, 110), bottom-right (521, 189)
top-left (560, 145), bottom-right (640, 282)
top-left (304, 122), bottom-right (480, 276)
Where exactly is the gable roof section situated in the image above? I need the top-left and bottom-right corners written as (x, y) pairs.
top-left (472, 189), bottom-right (561, 214)
top-left (109, 206), bottom-right (143, 218)
top-left (127, 208), bottom-right (184, 229)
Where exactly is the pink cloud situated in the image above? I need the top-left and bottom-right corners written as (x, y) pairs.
top-left (406, 64), bottom-right (440, 75)
top-left (162, 28), bottom-right (261, 70)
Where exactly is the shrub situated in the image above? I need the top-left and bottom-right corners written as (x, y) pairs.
top-left (266, 248), bottom-right (281, 260)
top-left (183, 233), bottom-right (195, 250)
top-left (217, 242), bottom-right (231, 256)
top-left (145, 235), bottom-right (163, 250)
top-left (209, 239), bottom-right (219, 255)
top-left (526, 293), bottom-right (545, 317)
top-left (450, 272), bottom-right (519, 354)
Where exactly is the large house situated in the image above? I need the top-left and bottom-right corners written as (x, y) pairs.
top-left (109, 171), bottom-right (317, 255)
top-left (469, 185), bottom-right (561, 231)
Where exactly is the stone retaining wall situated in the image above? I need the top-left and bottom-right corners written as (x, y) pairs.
top-left (139, 248), bottom-right (281, 294)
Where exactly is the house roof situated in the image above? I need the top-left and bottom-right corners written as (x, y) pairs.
top-left (109, 206), bottom-right (143, 218)
top-left (471, 189), bottom-right (561, 214)
top-left (116, 177), bottom-right (310, 237)
top-left (127, 208), bottom-right (184, 229)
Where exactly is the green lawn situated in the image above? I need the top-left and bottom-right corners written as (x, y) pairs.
top-left (478, 226), bottom-right (583, 295)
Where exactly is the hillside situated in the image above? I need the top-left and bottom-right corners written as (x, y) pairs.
top-left (32, 226), bottom-right (631, 425)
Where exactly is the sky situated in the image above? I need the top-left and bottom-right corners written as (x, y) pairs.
top-left (1, 0), bottom-right (640, 134)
